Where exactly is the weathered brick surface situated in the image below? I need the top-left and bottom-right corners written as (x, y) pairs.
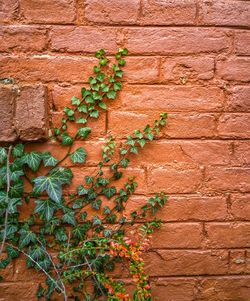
top-left (1, 0), bottom-right (250, 300)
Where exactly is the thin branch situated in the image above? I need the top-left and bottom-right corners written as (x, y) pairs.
top-left (0, 146), bottom-right (12, 256)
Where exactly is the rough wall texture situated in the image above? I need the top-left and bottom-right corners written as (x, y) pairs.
top-left (0, 0), bottom-right (250, 300)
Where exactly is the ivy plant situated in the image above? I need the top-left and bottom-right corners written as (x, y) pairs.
top-left (0, 48), bottom-right (168, 301)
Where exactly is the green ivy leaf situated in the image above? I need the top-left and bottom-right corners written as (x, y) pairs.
top-left (35, 199), bottom-right (56, 221)
top-left (62, 133), bottom-right (74, 145)
top-left (6, 245), bottom-right (19, 258)
top-left (10, 181), bottom-right (24, 198)
top-left (120, 158), bottom-right (130, 168)
top-left (106, 90), bottom-right (116, 100)
top-left (89, 110), bottom-right (99, 118)
top-left (42, 152), bottom-right (58, 167)
top-left (62, 211), bottom-right (76, 226)
top-left (92, 199), bottom-right (102, 211)
top-left (78, 105), bottom-right (88, 113)
top-left (103, 187), bottom-right (116, 199)
top-left (85, 176), bottom-right (94, 184)
top-left (19, 229), bottom-right (37, 248)
top-left (24, 152), bottom-right (42, 172)
top-left (70, 147), bottom-right (87, 164)
top-left (98, 102), bottom-right (107, 110)
top-left (77, 185), bottom-right (88, 196)
top-left (12, 144), bottom-right (24, 158)
top-left (137, 139), bottom-right (146, 148)
top-left (76, 117), bottom-right (87, 124)
top-left (64, 107), bottom-right (75, 117)
top-left (92, 216), bottom-right (102, 226)
top-left (71, 96), bottom-right (81, 106)
top-left (77, 127), bottom-right (91, 139)
top-left (113, 82), bottom-right (122, 91)
top-left (0, 148), bottom-right (7, 164)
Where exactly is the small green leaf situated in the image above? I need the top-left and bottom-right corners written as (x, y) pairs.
top-left (61, 133), bottom-right (73, 145)
top-left (35, 199), bottom-right (56, 221)
top-left (89, 110), bottom-right (99, 118)
top-left (42, 152), bottom-right (58, 167)
top-left (114, 82), bottom-right (122, 91)
top-left (12, 144), bottom-right (24, 158)
top-left (62, 211), bottom-right (76, 226)
top-left (78, 104), bottom-right (88, 113)
top-left (103, 186), bottom-right (116, 199)
top-left (0, 148), bottom-right (7, 165)
top-left (98, 102), bottom-right (107, 110)
top-left (137, 139), bottom-right (146, 148)
top-left (76, 117), bottom-right (87, 124)
top-left (19, 229), bottom-right (37, 248)
top-left (77, 185), bottom-right (88, 196)
top-left (64, 107), bottom-right (75, 117)
top-left (92, 216), bottom-right (102, 226)
top-left (115, 70), bottom-right (123, 78)
top-left (93, 66), bottom-right (101, 73)
top-left (70, 147), bottom-right (87, 164)
top-left (77, 127), bottom-right (91, 139)
top-left (120, 158), bottom-right (129, 168)
top-left (92, 199), bottom-right (102, 210)
top-left (106, 90), bottom-right (116, 99)
top-left (24, 152), bottom-right (42, 172)
top-left (85, 176), bottom-right (93, 184)
top-left (71, 96), bottom-right (81, 106)
top-left (6, 245), bottom-right (19, 258)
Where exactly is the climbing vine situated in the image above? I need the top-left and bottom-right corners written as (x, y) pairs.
top-left (0, 48), bottom-right (168, 300)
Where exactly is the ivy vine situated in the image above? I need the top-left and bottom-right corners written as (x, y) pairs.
top-left (0, 48), bottom-right (168, 301)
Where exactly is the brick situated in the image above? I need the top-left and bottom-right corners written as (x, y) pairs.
top-left (15, 85), bottom-right (48, 141)
top-left (161, 56), bottom-right (214, 83)
top-left (206, 222), bottom-right (250, 248)
top-left (125, 195), bottom-right (228, 222)
top-left (0, 0), bottom-right (18, 23)
top-left (20, 0), bottom-right (76, 24)
top-left (205, 167), bottom-right (250, 192)
top-left (139, 0), bottom-right (196, 25)
top-left (218, 114), bottom-right (250, 138)
top-left (226, 86), bottom-right (250, 112)
top-left (199, 0), bottom-right (250, 27)
top-left (124, 57), bottom-right (160, 83)
top-left (0, 282), bottom-right (38, 301)
top-left (144, 250), bottom-right (228, 276)
top-left (126, 28), bottom-right (229, 55)
top-left (151, 278), bottom-right (197, 301)
top-left (235, 31), bottom-right (250, 55)
top-left (0, 55), bottom-right (95, 83)
top-left (231, 194), bottom-right (250, 221)
top-left (50, 26), bottom-right (118, 53)
top-left (119, 85), bottom-right (224, 112)
top-left (197, 277), bottom-right (250, 301)
top-left (233, 142), bottom-right (250, 166)
top-left (0, 84), bottom-right (17, 142)
top-left (108, 111), bottom-right (217, 138)
top-left (148, 165), bottom-right (203, 194)
top-left (246, 251), bottom-right (250, 274)
top-left (0, 26), bottom-right (47, 53)
top-left (229, 250), bottom-right (246, 274)
top-left (130, 141), bottom-right (231, 166)
top-left (85, 0), bottom-right (140, 24)
top-left (217, 58), bottom-right (250, 82)
top-left (151, 223), bottom-right (203, 249)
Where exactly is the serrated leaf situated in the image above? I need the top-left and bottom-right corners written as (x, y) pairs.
top-left (71, 96), bottom-right (81, 106)
top-left (19, 229), bottom-right (37, 248)
top-left (61, 133), bottom-right (73, 145)
top-left (6, 245), bottom-right (19, 258)
top-left (10, 181), bottom-right (24, 198)
top-left (35, 199), bottom-right (56, 221)
top-left (98, 101), bottom-right (107, 110)
top-left (76, 117), bottom-right (87, 124)
top-left (77, 185), bottom-right (88, 196)
top-left (92, 199), bottom-right (102, 210)
top-left (106, 90), bottom-right (116, 100)
top-left (70, 147), bottom-right (87, 164)
top-left (130, 146), bottom-right (138, 154)
top-left (113, 82), bottom-right (122, 91)
top-left (24, 152), bottom-right (42, 172)
top-left (103, 186), bottom-right (116, 199)
top-left (8, 198), bottom-right (22, 213)
top-left (77, 127), bottom-right (91, 139)
top-left (62, 211), bottom-right (76, 226)
top-left (92, 216), bottom-right (102, 226)
top-left (78, 104), bottom-right (88, 113)
top-left (120, 158), bottom-right (129, 168)
top-left (85, 176), bottom-right (93, 184)
top-left (137, 139), bottom-right (146, 148)
top-left (10, 169), bottom-right (24, 182)
top-left (0, 148), bottom-right (7, 164)
top-left (12, 144), bottom-right (24, 158)
top-left (89, 110), bottom-right (99, 118)
top-left (42, 152), bottom-right (58, 167)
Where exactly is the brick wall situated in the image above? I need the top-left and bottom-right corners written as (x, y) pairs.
top-left (0, 0), bottom-right (250, 300)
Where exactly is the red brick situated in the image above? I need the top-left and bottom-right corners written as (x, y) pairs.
top-left (246, 251), bottom-right (250, 274)
top-left (199, 0), bottom-right (250, 27)
top-left (217, 58), bottom-right (250, 82)
top-left (0, 26), bottom-right (47, 53)
top-left (148, 164), bottom-right (203, 194)
top-left (0, 84), bottom-right (17, 142)
top-left (226, 86), bottom-right (250, 112)
top-left (161, 56), bottom-right (214, 83)
top-left (126, 28), bottom-right (229, 55)
top-left (0, 0), bottom-right (18, 23)
top-left (0, 282), bottom-right (38, 301)
top-left (218, 114), bottom-right (250, 138)
top-left (108, 111), bottom-right (218, 138)
top-left (205, 167), bottom-right (250, 193)
top-left (51, 84), bottom-right (81, 111)
top-left (151, 278), bottom-right (197, 301)
top-left (235, 31), bottom-right (250, 56)
top-left (124, 57), bottom-right (160, 83)
top-left (139, 0), bottom-right (196, 25)
top-left (0, 55), bottom-right (95, 83)
top-left (119, 85), bottom-right (224, 112)
top-left (229, 250), bottom-right (246, 274)
top-left (197, 277), bottom-right (250, 301)
top-left (20, 0), bottom-right (76, 24)
top-left (233, 142), bottom-right (250, 166)
top-left (151, 223), bottom-right (203, 249)
top-left (206, 222), bottom-right (250, 248)
top-left (125, 195), bottom-right (228, 222)
top-left (50, 26), bottom-right (118, 53)
top-left (15, 85), bottom-right (48, 141)
top-left (130, 141), bottom-right (231, 166)
top-left (231, 194), bottom-right (250, 221)
top-left (84, 0), bottom-right (140, 24)
top-left (144, 250), bottom-right (228, 276)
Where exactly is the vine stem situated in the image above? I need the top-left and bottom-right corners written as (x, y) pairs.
top-left (6, 242), bottom-right (68, 301)
top-left (0, 145), bottom-right (12, 256)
